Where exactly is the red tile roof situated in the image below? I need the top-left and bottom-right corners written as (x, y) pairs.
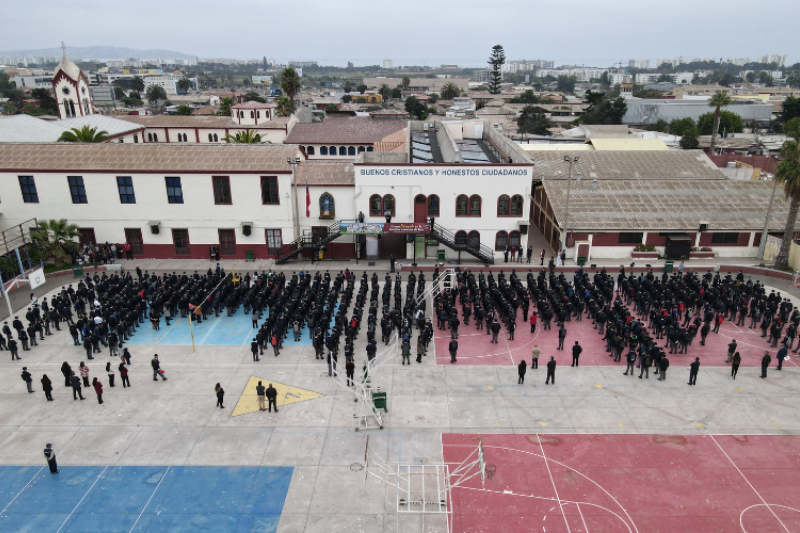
top-left (285, 116), bottom-right (407, 145)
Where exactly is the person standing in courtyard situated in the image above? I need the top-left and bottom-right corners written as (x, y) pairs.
top-left (761, 351), bottom-right (771, 379)
top-left (731, 352), bottom-right (741, 379)
top-left (61, 362), bottom-right (72, 387)
top-left (256, 381), bottom-right (266, 411)
top-left (41, 374), bottom-right (53, 401)
top-left (346, 358), bottom-right (355, 386)
top-left (44, 444), bottom-right (59, 474)
top-left (119, 363), bottom-right (130, 388)
top-left (688, 357), bottom-right (700, 385)
top-left (531, 344), bottom-right (540, 369)
top-left (657, 355), bottom-right (669, 381)
top-left (571, 341), bottom-right (582, 367)
top-left (106, 362), bottom-right (115, 387)
top-left (152, 354), bottom-right (167, 381)
top-left (545, 356), bottom-right (556, 385)
top-left (449, 338), bottom-right (458, 363)
top-left (529, 311), bottom-right (537, 333)
top-left (251, 338), bottom-right (261, 361)
top-left (624, 350), bottom-right (636, 376)
top-left (518, 359), bottom-right (527, 384)
top-left (79, 361), bottom-right (90, 388)
top-left (92, 377), bottom-right (103, 404)
top-left (21, 367), bottom-right (33, 393)
top-left (777, 344), bottom-right (787, 371)
top-left (266, 383), bottom-right (278, 413)
top-left (557, 324), bottom-right (567, 350)
top-left (726, 340), bottom-right (737, 363)
top-left (215, 383), bottom-right (224, 408)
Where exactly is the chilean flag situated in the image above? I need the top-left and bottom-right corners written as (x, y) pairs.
top-left (305, 179), bottom-right (310, 218)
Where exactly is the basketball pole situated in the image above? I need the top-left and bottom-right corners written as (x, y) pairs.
top-left (186, 272), bottom-right (233, 353)
top-left (0, 271), bottom-right (13, 319)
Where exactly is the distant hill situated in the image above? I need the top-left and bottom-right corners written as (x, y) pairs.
top-left (0, 46), bottom-right (196, 61)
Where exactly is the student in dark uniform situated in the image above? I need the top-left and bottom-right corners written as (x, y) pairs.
top-left (688, 357), bottom-right (700, 385)
top-left (251, 338), bottom-right (261, 361)
top-left (215, 383), bottom-right (224, 408)
top-left (517, 360), bottom-right (527, 384)
top-left (571, 341), bottom-right (582, 367)
top-left (266, 383), bottom-right (278, 412)
top-left (448, 339), bottom-right (458, 363)
top-left (545, 356), bottom-right (556, 385)
top-left (44, 444), bottom-right (59, 474)
top-left (761, 351), bottom-right (771, 379)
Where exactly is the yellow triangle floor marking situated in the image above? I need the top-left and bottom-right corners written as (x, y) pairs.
top-left (232, 376), bottom-right (324, 417)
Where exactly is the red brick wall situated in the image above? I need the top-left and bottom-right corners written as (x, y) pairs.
top-left (592, 233), bottom-right (621, 246)
top-left (646, 233), bottom-right (667, 246)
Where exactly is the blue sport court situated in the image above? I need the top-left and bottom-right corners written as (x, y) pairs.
top-left (0, 465), bottom-right (293, 533)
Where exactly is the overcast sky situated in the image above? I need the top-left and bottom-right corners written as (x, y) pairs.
top-left (2, 0), bottom-right (798, 67)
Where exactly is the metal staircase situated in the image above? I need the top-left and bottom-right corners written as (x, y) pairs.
top-left (275, 220), bottom-right (346, 265)
top-left (429, 223), bottom-right (495, 264)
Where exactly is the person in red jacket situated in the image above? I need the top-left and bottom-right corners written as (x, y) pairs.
top-left (92, 377), bottom-right (104, 404)
top-left (529, 312), bottom-right (538, 333)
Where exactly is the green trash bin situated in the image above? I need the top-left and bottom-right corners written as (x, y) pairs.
top-left (245, 250), bottom-right (254, 261)
top-left (577, 256), bottom-right (587, 266)
top-left (372, 391), bottom-right (388, 413)
top-left (437, 249), bottom-right (445, 261)
top-left (73, 265), bottom-right (84, 278)
top-left (664, 260), bottom-right (674, 273)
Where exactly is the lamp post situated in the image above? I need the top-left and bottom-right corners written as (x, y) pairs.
top-left (287, 157), bottom-right (301, 243)
top-left (758, 164), bottom-right (780, 261)
top-left (562, 155), bottom-right (579, 251)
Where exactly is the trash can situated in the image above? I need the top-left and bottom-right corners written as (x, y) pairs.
top-left (664, 260), bottom-right (674, 273)
top-left (73, 265), bottom-right (83, 278)
top-left (245, 250), bottom-right (254, 262)
top-left (437, 249), bottom-right (446, 261)
top-left (577, 256), bottom-right (587, 266)
top-left (372, 391), bottom-right (387, 412)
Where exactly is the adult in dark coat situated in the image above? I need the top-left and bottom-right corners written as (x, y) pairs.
top-left (41, 374), bottom-right (53, 401)
top-left (761, 351), bottom-right (771, 378)
top-left (688, 358), bottom-right (700, 385)
top-left (61, 362), bottom-right (72, 387)
top-left (545, 356), bottom-right (556, 385)
top-left (449, 339), bottom-right (458, 363)
top-left (571, 341), bottom-right (582, 367)
top-left (517, 360), bottom-right (527, 384)
top-left (69, 372), bottom-right (84, 400)
top-left (266, 383), bottom-right (278, 412)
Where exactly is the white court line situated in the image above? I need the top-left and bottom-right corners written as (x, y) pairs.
top-left (0, 466), bottom-right (45, 516)
top-left (740, 504), bottom-right (800, 533)
top-left (537, 434), bottom-right (572, 533)
top-left (198, 315), bottom-right (223, 345)
top-left (55, 465), bottom-right (109, 533)
top-left (709, 435), bottom-right (791, 533)
top-left (576, 502), bottom-right (590, 533)
top-left (128, 466), bottom-right (171, 533)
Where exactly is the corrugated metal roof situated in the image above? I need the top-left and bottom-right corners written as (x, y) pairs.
top-left (531, 150), bottom-right (725, 180)
top-left (589, 138), bottom-right (669, 151)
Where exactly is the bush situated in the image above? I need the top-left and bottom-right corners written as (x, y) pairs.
top-left (634, 244), bottom-right (656, 252)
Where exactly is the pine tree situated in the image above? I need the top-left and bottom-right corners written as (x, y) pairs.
top-left (487, 45), bottom-right (505, 95)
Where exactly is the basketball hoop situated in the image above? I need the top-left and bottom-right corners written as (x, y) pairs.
top-left (485, 464), bottom-right (497, 480)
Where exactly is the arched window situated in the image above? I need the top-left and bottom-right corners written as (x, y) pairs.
top-left (307, 146), bottom-right (315, 155)
top-left (495, 231), bottom-right (508, 251)
top-left (329, 146), bottom-right (336, 155)
top-left (63, 101), bottom-right (72, 118)
top-left (147, 133), bottom-right (153, 142)
top-left (208, 133), bottom-right (213, 142)
top-left (213, 134), bottom-right (219, 142)
top-left (367, 146), bottom-right (374, 152)
top-left (369, 194), bottom-right (382, 216)
top-left (358, 146), bottom-right (365, 153)
top-left (468, 231), bottom-right (480, 247)
top-left (257, 111), bottom-right (260, 118)
top-left (69, 100), bottom-right (76, 117)
top-left (510, 195), bottom-right (523, 217)
top-left (133, 134), bottom-right (139, 143)
top-left (348, 146), bottom-right (356, 156)
top-left (455, 231), bottom-right (467, 246)
top-left (250, 111), bottom-right (254, 118)
top-left (469, 195), bottom-right (481, 216)
top-left (320, 146), bottom-right (328, 156)
top-left (509, 230), bottom-right (521, 248)
top-left (338, 146), bottom-right (347, 156)
top-left (497, 194), bottom-right (510, 216)
top-left (83, 98), bottom-right (90, 114)
top-left (153, 133), bottom-right (158, 142)
top-left (383, 195), bottom-right (395, 216)
top-left (456, 194), bottom-right (468, 217)
top-left (319, 192), bottom-right (335, 219)
top-left (427, 194), bottom-right (440, 217)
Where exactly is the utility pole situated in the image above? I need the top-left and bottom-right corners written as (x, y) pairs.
top-left (758, 173), bottom-right (779, 261)
top-left (562, 156), bottom-right (579, 251)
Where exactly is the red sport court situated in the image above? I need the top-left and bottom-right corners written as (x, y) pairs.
top-left (434, 309), bottom-right (800, 369)
top-left (443, 433), bottom-right (800, 533)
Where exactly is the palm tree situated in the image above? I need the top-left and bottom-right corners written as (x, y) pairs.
top-left (218, 97), bottom-right (235, 117)
top-left (275, 96), bottom-right (292, 117)
top-left (773, 134), bottom-right (800, 270)
top-left (145, 84), bottom-right (167, 103)
top-left (440, 82), bottom-right (459, 100)
top-left (280, 67), bottom-right (301, 112)
top-left (402, 76), bottom-right (410, 90)
top-left (30, 219), bottom-right (80, 266)
top-left (175, 104), bottom-right (193, 115)
top-left (224, 130), bottom-right (263, 143)
top-left (708, 91), bottom-right (732, 154)
top-left (131, 75), bottom-right (145, 93)
top-left (177, 77), bottom-right (193, 94)
top-left (379, 84), bottom-right (391, 101)
top-left (57, 126), bottom-right (109, 143)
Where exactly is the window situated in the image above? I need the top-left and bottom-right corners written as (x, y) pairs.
top-left (147, 133), bottom-right (153, 142)
top-left (208, 133), bottom-right (213, 142)
top-left (348, 146), bottom-right (356, 156)
top-left (456, 194), bottom-right (468, 216)
top-left (497, 195), bottom-right (510, 216)
top-left (383, 195), bottom-right (395, 216)
top-left (711, 232), bottom-right (739, 244)
top-left (468, 230), bottom-right (480, 246)
top-left (367, 147), bottom-right (373, 152)
top-left (428, 195), bottom-right (440, 217)
top-left (455, 230), bottom-right (467, 246)
top-left (495, 231), bottom-right (508, 251)
top-left (329, 146), bottom-right (336, 155)
top-left (153, 133), bottom-right (158, 142)
top-left (19, 176), bottom-right (39, 203)
top-left (618, 232), bottom-right (644, 244)
top-left (78, 227), bottom-right (96, 245)
top-left (319, 193), bottom-right (335, 218)
top-left (212, 176), bottom-right (232, 204)
top-left (213, 133), bottom-right (219, 142)
top-left (117, 176), bottom-right (136, 204)
top-left (219, 229), bottom-right (236, 256)
top-left (125, 228), bottom-right (144, 255)
top-left (266, 229), bottom-right (282, 255)
top-left (338, 146), bottom-right (347, 156)
top-left (358, 146), bottom-right (365, 153)
top-left (133, 135), bottom-right (139, 143)
top-left (257, 111), bottom-right (260, 119)
top-left (370, 194), bottom-right (382, 216)
top-left (172, 228), bottom-right (190, 256)
top-left (260, 176), bottom-right (279, 204)
top-left (469, 195), bottom-right (481, 216)
top-left (165, 177), bottom-right (184, 204)
top-left (68, 176), bottom-right (87, 204)
top-left (250, 111), bottom-right (254, 119)
top-left (307, 146), bottom-right (315, 155)
top-left (509, 230), bottom-right (521, 248)
top-left (510, 195), bottom-right (523, 217)
top-left (320, 146), bottom-right (328, 156)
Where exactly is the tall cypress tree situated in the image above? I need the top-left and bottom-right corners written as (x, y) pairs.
top-left (487, 45), bottom-right (505, 94)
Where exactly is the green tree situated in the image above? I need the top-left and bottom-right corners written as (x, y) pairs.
top-left (145, 84), bottom-right (167, 102)
top-left (275, 96), bottom-right (292, 117)
top-left (427, 93), bottom-right (439, 104)
top-left (785, 117), bottom-right (800, 141)
top-left (581, 91), bottom-right (627, 125)
top-left (325, 103), bottom-right (339, 113)
top-left (30, 219), bottom-right (80, 266)
top-left (780, 96), bottom-right (800, 124)
top-left (280, 67), bottom-right (301, 111)
top-left (668, 117), bottom-right (697, 137)
top-left (122, 96), bottom-right (143, 107)
top-left (556, 75), bottom-right (577, 94)
top-left (440, 82), bottom-right (460, 100)
top-left (379, 84), bottom-right (391, 100)
top-left (487, 45), bottom-right (505, 94)
top-left (30, 88), bottom-right (57, 114)
top-left (218, 97), bottom-right (235, 117)
top-left (113, 85), bottom-right (125, 100)
top-left (391, 87), bottom-right (402, 99)
top-left (706, 91), bottom-right (732, 153)
top-left (224, 130), bottom-right (263, 143)
top-left (517, 105), bottom-right (552, 136)
top-left (404, 96), bottom-right (428, 119)
top-left (773, 132), bottom-right (800, 269)
top-left (745, 72), bottom-right (756, 83)
top-left (510, 89), bottom-right (539, 104)
top-left (657, 73), bottom-right (673, 83)
top-left (356, 84), bottom-right (367, 94)
top-left (57, 126), bottom-right (109, 143)
top-left (402, 76), bottom-right (410, 90)
top-left (633, 89), bottom-right (665, 99)
top-left (341, 94), bottom-right (352, 103)
top-left (244, 90), bottom-right (266, 103)
top-left (697, 109), bottom-right (743, 137)
top-left (679, 128), bottom-right (700, 149)
top-left (758, 71), bottom-right (774, 86)
top-left (2, 102), bottom-right (18, 115)
top-left (344, 81), bottom-right (352, 93)
top-left (175, 104), bottom-right (193, 115)
top-left (131, 75), bottom-right (145, 93)
top-left (177, 77), bottom-right (193, 94)
top-left (599, 71), bottom-right (611, 88)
